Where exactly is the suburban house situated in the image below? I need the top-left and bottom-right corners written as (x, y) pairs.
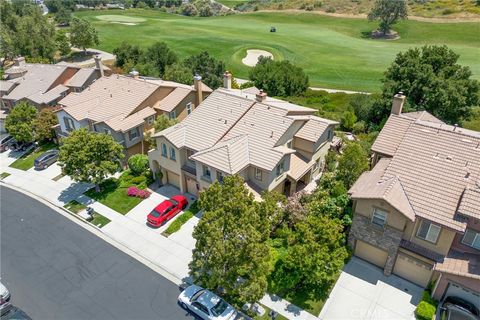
top-left (0, 56), bottom-right (106, 109)
top-left (148, 74), bottom-right (338, 198)
top-left (348, 93), bottom-right (480, 305)
top-left (55, 74), bottom-right (211, 159)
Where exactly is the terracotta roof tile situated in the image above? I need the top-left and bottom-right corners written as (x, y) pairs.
top-left (435, 249), bottom-right (480, 280)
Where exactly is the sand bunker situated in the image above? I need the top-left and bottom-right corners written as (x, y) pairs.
top-left (242, 49), bottom-right (273, 67)
top-left (96, 15), bottom-right (146, 23)
top-left (111, 22), bottom-right (137, 26)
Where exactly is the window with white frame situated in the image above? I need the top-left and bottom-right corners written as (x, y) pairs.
top-left (276, 160), bottom-right (285, 176)
top-left (129, 127), bottom-right (140, 140)
top-left (147, 115), bottom-right (155, 125)
top-left (186, 102), bottom-right (193, 115)
top-left (202, 165), bottom-right (211, 179)
top-left (371, 208), bottom-right (387, 228)
top-left (416, 220), bottom-right (441, 243)
top-left (216, 170), bottom-right (224, 183)
top-left (161, 143), bottom-right (167, 157)
top-left (255, 167), bottom-right (262, 181)
top-left (169, 147), bottom-right (176, 161)
top-left (462, 229), bottom-right (480, 250)
top-left (64, 117), bottom-right (75, 132)
top-left (169, 110), bottom-right (176, 119)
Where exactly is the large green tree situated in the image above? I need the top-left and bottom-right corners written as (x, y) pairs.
top-left (112, 41), bottom-right (143, 69)
top-left (55, 30), bottom-right (71, 57)
top-left (368, 0), bottom-right (407, 34)
top-left (58, 128), bottom-right (124, 192)
top-left (5, 102), bottom-right (37, 143)
top-left (141, 42), bottom-right (178, 77)
top-left (184, 51), bottom-right (225, 89)
top-left (69, 17), bottom-right (99, 54)
top-left (249, 57), bottom-right (309, 97)
top-left (271, 215), bottom-right (348, 297)
top-left (164, 63), bottom-right (193, 85)
top-left (336, 142), bottom-right (368, 189)
top-left (189, 175), bottom-right (271, 304)
top-left (381, 45), bottom-right (480, 124)
top-left (33, 108), bottom-right (58, 142)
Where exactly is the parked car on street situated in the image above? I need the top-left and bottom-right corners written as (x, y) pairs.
top-left (0, 134), bottom-right (16, 152)
top-left (0, 281), bottom-right (11, 314)
top-left (34, 149), bottom-right (59, 170)
top-left (147, 195), bottom-right (188, 227)
top-left (178, 285), bottom-right (237, 320)
top-left (440, 296), bottom-right (480, 320)
top-left (0, 304), bottom-right (32, 320)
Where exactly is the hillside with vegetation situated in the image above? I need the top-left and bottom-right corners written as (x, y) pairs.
top-left (230, 0), bottom-right (480, 18)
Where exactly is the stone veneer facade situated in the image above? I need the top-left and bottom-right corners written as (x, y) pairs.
top-left (348, 214), bottom-right (403, 275)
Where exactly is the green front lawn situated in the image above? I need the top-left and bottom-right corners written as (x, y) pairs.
top-left (90, 212), bottom-right (111, 228)
top-left (74, 9), bottom-right (480, 92)
top-left (254, 304), bottom-right (288, 320)
top-left (85, 178), bottom-right (144, 214)
top-left (64, 200), bottom-right (87, 213)
top-left (0, 172), bottom-right (11, 180)
top-left (9, 141), bottom-right (57, 171)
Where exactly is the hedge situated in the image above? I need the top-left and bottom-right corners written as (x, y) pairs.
top-left (163, 201), bottom-right (199, 236)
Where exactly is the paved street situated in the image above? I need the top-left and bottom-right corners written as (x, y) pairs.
top-left (0, 186), bottom-right (194, 320)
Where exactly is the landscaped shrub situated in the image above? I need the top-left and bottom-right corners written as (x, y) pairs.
top-left (127, 186), bottom-right (151, 198)
top-left (415, 301), bottom-right (436, 320)
top-left (164, 201), bottom-right (200, 235)
top-left (128, 154), bottom-right (150, 176)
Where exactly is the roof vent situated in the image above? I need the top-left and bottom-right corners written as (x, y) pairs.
top-left (434, 153), bottom-right (439, 159)
top-left (465, 172), bottom-right (470, 179)
top-left (270, 131), bottom-right (274, 138)
top-left (453, 124), bottom-right (458, 131)
top-left (110, 93), bottom-right (112, 98)
top-left (224, 119), bottom-right (227, 124)
top-left (446, 155), bottom-right (453, 161)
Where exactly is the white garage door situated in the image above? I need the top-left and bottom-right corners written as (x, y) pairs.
top-left (445, 283), bottom-right (480, 305)
top-left (393, 253), bottom-right (432, 287)
top-left (354, 240), bottom-right (388, 269)
top-left (166, 171), bottom-right (180, 188)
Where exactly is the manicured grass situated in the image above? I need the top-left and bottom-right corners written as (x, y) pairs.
top-left (163, 201), bottom-right (200, 236)
top-left (253, 304), bottom-right (288, 320)
top-left (85, 179), bottom-right (144, 214)
top-left (0, 172), bottom-right (11, 180)
top-left (9, 142), bottom-right (58, 171)
top-left (91, 212), bottom-right (111, 228)
top-left (64, 200), bottom-right (87, 213)
top-left (74, 9), bottom-right (480, 92)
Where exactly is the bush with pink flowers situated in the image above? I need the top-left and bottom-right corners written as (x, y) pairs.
top-left (127, 186), bottom-right (151, 199)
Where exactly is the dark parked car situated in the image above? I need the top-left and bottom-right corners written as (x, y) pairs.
top-left (34, 150), bottom-right (59, 170)
top-left (0, 134), bottom-right (14, 152)
top-left (440, 296), bottom-right (480, 320)
top-left (10, 141), bottom-right (35, 153)
top-left (0, 304), bottom-right (32, 320)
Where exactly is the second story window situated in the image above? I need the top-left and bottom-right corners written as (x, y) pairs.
top-left (64, 117), bottom-right (75, 132)
top-left (217, 170), bottom-right (224, 183)
top-left (169, 147), bottom-right (176, 161)
top-left (202, 165), bottom-right (211, 180)
top-left (276, 160), bottom-right (285, 176)
top-left (169, 110), bottom-right (176, 120)
top-left (371, 208), bottom-right (387, 228)
top-left (462, 229), bottom-right (480, 250)
top-left (129, 127), bottom-right (140, 141)
top-left (416, 220), bottom-right (441, 243)
top-left (161, 143), bottom-right (167, 157)
top-left (186, 148), bottom-right (195, 167)
top-left (186, 102), bottom-right (193, 115)
top-left (147, 115), bottom-right (155, 125)
top-left (255, 168), bottom-right (262, 181)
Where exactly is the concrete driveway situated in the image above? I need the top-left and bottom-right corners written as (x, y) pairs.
top-left (319, 257), bottom-right (422, 320)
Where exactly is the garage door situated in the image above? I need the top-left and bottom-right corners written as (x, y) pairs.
top-left (186, 176), bottom-right (198, 196)
top-left (393, 253), bottom-right (432, 287)
top-left (166, 171), bottom-right (180, 188)
top-left (354, 241), bottom-right (388, 269)
top-left (445, 283), bottom-right (480, 305)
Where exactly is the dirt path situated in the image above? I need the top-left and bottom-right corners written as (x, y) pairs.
top-left (255, 9), bottom-right (480, 23)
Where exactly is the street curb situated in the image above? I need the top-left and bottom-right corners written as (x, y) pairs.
top-left (0, 181), bottom-right (184, 287)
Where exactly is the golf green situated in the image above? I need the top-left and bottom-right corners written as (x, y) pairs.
top-left (75, 9), bottom-right (480, 92)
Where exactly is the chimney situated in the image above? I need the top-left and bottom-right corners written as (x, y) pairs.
top-left (129, 69), bottom-right (140, 79)
top-left (14, 56), bottom-right (25, 67)
top-left (223, 71), bottom-right (232, 90)
top-left (194, 74), bottom-right (203, 105)
top-left (94, 55), bottom-right (104, 77)
top-left (256, 89), bottom-right (267, 103)
top-left (391, 92), bottom-right (405, 115)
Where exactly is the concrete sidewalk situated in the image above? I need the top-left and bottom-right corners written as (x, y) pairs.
top-left (1, 151), bottom-right (319, 320)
